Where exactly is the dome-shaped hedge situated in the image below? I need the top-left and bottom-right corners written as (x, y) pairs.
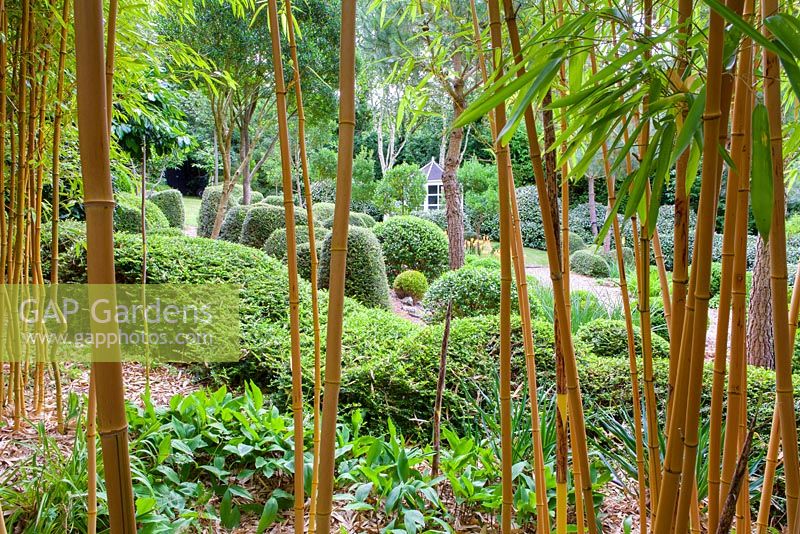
top-left (247, 191), bottom-right (264, 204)
top-left (574, 318), bottom-right (670, 360)
top-left (373, 215), bottom-right (449, 281)
top-left (411, 208), bottom-right (474, 237)
top-left (422, 265), bottom-right (543, 322)
top-left (219, 205), bottom-right (253, 242)
top-left (263, 226), bottom-right (331, 259)
top-left (114, 193), bottom-right (169, 233)
top-left (197, 185), bottom-right (241, 237)
top-left (320, 211), bottom-right (373, 229)
top-left (263, 195), bottom-right (284, 207)
top-left (570, 249), bottom-right (610, 278)
top-left (312, 202), bottom-right (336, 223)
top-left (393, 270), bottom-right (428, 302)
top-left (568, 231), bottom-right (586, 254)
top-left (239, 205), bottom-right (309, 249)
top-left (318, 226), bottom-right (391, 309)
top-left (149, 189), bottom-right (185, 229)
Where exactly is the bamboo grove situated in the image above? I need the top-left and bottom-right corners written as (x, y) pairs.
top-left (5, 0), bottom-right (800, 531)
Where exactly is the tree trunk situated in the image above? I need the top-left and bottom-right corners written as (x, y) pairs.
top-left (748, 236), bottom-right (774, 368)
top-left (588, 173), bottom-right (598, 239)
top-left (240, 113), bottom-right (252, 205)
top-left (441, 77), bottom-right (466, 270)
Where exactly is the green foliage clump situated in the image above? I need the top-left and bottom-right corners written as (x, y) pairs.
top-left (218, 204), bottom-right (252, 242)
top-left (459, 157), bottom-right (498, 236)
top-left (570, 249), bottom-right (610, 278)
top-left (114, 193), bottom-right (169, 233)
top-left (423, 266), bottom-right (543, 322)
top-left (247, 191), bottom-right (264, 204)
top-left (373, 215), bottom-right (449, 281)
top-left (393, 270), bottom-right (428, 302)
top-left (374, 163), bottom-right (426, 216)
top-left (484, 186), bottom-right (559, 249)
top-left (574, 318), bottom-right (670, 360)
top-left (262, 194), bottom-right (284, 206)
top-left (149, 189), bottom-right (185, 228)
top-left (568, 202), bottom-right (606, 245)
top-left (264, 226), bottom-right (330, 262)
top-left (318, 226), bottom-right (391, 309)
top-left (239, 205), bottom-right (308, 249)
top-left (598, 246), bottom-right (635, 270)
top-left (312, 202), bottom-right (336, 222)
top-left (310, 179), bottom-right (337, 203)
top-left (709, 261), bottom-right (723, 298)
top-left (464, 255), bottom-right (501, 270)
top-left (197, 185), bottom-right (239, 237)
top-left (568, 231), bottom-right (586, 254)
top-left (411, 209), bottom-right (475, 238)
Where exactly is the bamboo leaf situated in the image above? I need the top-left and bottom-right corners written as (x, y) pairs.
top-left (751, 103), bottom-right (774, 241)
top-left (765, 14), bottom-right (800, 101)
top-left (596, 169), bottom-right (637, 245)
top-left (647, 121), bottom-right (676, 236)
top-left (672, 88), bottom-right (706, 166)
top-left (702, 0), bottom-right (789, 61)
top-left (624, 127), bottom-right (662, 220)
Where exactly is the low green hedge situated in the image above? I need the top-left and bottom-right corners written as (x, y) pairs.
top-left (318, 226), bottom-right (391, 309)
top-left (114, 193), bottom-right (169, 233)
top-left (373, 215), bottom-right (450, 281)
top-left (149, 189), bottom-right (185, 229)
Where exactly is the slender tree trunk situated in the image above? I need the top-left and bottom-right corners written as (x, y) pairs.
top-left (431, 301), bottom-right (452, 477)
top-left (588, 174), bottom-right (598, 239)
top-left (240, 115), bottom-right (252, 205)
top-left (748, 237), bottom-right (774, 368)
top-left (441, 74), bottom-right (466, 270)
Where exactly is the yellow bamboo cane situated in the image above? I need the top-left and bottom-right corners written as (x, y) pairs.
top-left (762, 0), bottom-right (800, 523)
top-left (74, 0), bottom-right (136, 530)
top-left (266, 1), bottom-right (305, 529)
top-left (313, 1), bottom-right (356, 531)
top-left (283, 0), bottom-right (321, 530)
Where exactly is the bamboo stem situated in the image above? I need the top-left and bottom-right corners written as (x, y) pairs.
top-left (74, 0), bottom-right (137, 530)
top-left (313, 1), bottom-right (356, 531)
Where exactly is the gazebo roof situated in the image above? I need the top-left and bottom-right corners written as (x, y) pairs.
top-left (420, 157), bottom-right (444, 183)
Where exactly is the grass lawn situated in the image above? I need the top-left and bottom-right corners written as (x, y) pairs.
top-left (183, 196), bottom-right (202, 227)
top-left (490, 241), bottom-right (549, 266)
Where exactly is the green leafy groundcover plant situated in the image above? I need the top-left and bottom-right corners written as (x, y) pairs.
top-left (114, 192), bottom-right (170, 233)
top-left (318, 226), bottom-right (391, 309)
top-left (392, 270), bottom-right (428, 302)
top-left (149, 189), bottom-right (185, 229)
top-left (574, 318), bottom-right (670, 360)
top-left (373, 215), bottom-right (449, 281)
top-left (570, 249), bottom-right (611, 278)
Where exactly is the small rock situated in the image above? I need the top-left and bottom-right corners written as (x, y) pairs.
top-left (408, 308), bottom-right (425, 319)
top-left (400, 296), bottom-right (414, 306)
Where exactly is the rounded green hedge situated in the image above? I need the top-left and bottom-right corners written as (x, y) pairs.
top-left (239, 205), bottom-right (309, 249)
top-left (248, 191), bottom-right (264, 204)
top-left (312, 202), bottom-right (336, 223)
top-left (318, 226), bottom-right (391, 309)
top-left (320, 211), bottom-right (372, 229)
top-left (263, 195), bottom-right (284, 207)
top-left (410, 208), bottom-right (474, 238)
top-left (263, 226), bottom-right (331, 261)
top-left (393, 270), bottom-right (428, 302)
top-left (197, 185), bottom-right (241, 237)
top-left (570, 249), bottom-right (611, 278)
top-left (114, 193), bottom-right (169, 233)
top-left (568, 231), bottom-right (587, 254)
top-left (423, 265), bottom-right (543, 322)
top-left (574, 318), bottom-right (670, 360)
top-left (218, 205), bottom-right (253, 242)
top-left (149, 189), bottom-right (185, 229)
top-left (373, 215), bottom-right (449, 281)
top-left (599, 246), bottom-right (635, 270)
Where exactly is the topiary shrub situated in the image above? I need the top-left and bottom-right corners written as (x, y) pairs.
top-left (373, 215), bottom-right (449, 281)
top-left (114, 193), bottom-right (169, 233)
top-left (570, 249), bottom-right (611, 278)
top-left (149, 227), bottom-right (185, 237)
top-left (197, 185), bottom-right (239, 237)
top-left (248, 191), bottom-right (264, 204)
top-left (263, 195), bottom-right (284, 207)
top-left (411, 209), bottom-right (475, 237)
top-left (149, 189), bottom-right (184, 229)
top-left (264, 226), bottom-right (311, 259)
top-left (239, 205), bottom-right (308, 249)
top-left (296, 242), bottom-right (318, 281)
top-left (393, 270), bottom-right (428, 302)
top-left (598, 246), bottom-right (635, 270)
top-left (422, 266), bottom-right (543, 322)
top-left (218, 205), bottom-right (253, 242)
top-left (353, 212), bottom-right (376, 228)
top-left (318, 226), bottom-right (391, 309)
top-left (568, 231), bottom-right (587, 254)
top-left (574, 318), bottom-right (670, 360)
top-left (312, 202), bottom-right (336, 223)
top-left (320, 211), bottom-right (371, 229)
